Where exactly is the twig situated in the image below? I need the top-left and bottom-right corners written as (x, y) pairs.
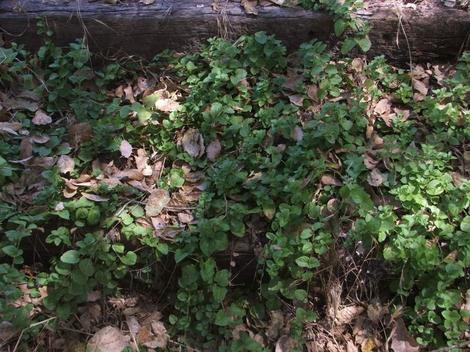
top-left (11, 317), bottom-right (56, 352)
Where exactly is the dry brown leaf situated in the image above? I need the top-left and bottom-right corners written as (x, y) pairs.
top-left (126, 315), bottom-right (141, 339)
top-left (289, 94), bottom-right (304, 107)
top-left (86, 326), bottom-right (130, 352)
top-left (367, 168), bottom-right (384, 187)
top-left (363, 153), bottom-right (378, 170)
top-left (19, 138), bottom-right (33, 160)
top-left (390, 318), bottom-right (420, 352)
top-left (114, 169), bottom-right (144, 181)
top-left (146, 189), bottom-right (170, 217)
top-left (135, 149), bottom-right (152, 176)
top-left (81, 193), bottom-right (109, 202)
top-left (0, 321), bottom-right (18, 344)
top-left (347, 341), bottom-right (359, 352)
top-left (120, 140), bottom-right (133, 158)
top-left (269, 0), bottom-right (299, 6)
top-left (69, 122), bottom-right (93, 148)
top-left (87, 291), bottom-right (101, 302)
top-left (306, 85), bottom-right (319, 102)
top-left (335, 305), bottom-right (365, 325)
top-left (141, 0), bottom-right (155, 4)
top-left (182, 128), bottom-right (205, 158)
top-left (57, 155), bottom-right (75, 174)
top-left (177, 212), bottom-right (194, 224)
top-left (123, 85), bottom-right (135, 103)
top-left (275, 335), bottom-right (296, 352)
top-left (241, 0), bottom-right (258, 14)
top-left (32, 110), bottom-right (52, 125)
top-left (361, 337), bottom-right (376, 352)
top-left (321, 174), bottom-right (342, 186)
top-left (148, 321), bottom-right (169, 349)
top-left (266, 310), bottom-right (284, 341)
top-left (206, 139), bottom-right (222, 161)
top-left (367, 301), bottom-right (387, 324)
top-left (374, 98), bottom-right (391, 116)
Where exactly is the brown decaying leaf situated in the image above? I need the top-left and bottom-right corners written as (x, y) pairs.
top-left (206, 139), bottom-right (222, 161)
top-left (182, 128), bottom-right (205, 158)
top-left (32, 110), bottom-right (52, 125)
top-left (86, 326), bottom-right (130, 352)
top-left (0, 122), bottom-right (22, 135)
top-left (57, 155), bottom-right (75, 174)
top-left (69, 122), bottom-right (93, 148)
top-left (306, 85), bottom-right (319, 102)
top-left (390, 318), bottom-right (420, 352)
top-left (120, 140), bottom-right (133, 158)
top-left (31, 135), bottom-right (50, 144)
top-left (275, 335), bottom-right (296, 352)
top-left (241, 0), bottom-right (258, 15)
top-left (123, 85), bottom-right (135, 103)
top-left (19, 138), bottom-right (33, 160)
top-left (145, 189), bottom-right (170, 217)
top-left (288, 94), bottom-right (304, 107)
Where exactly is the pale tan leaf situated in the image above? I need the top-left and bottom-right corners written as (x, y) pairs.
top-left (81, 192), bottom-right (109, 202)
top-left (291, 126), bottom-right (304, 142)
top-left (275, 335), bottom-right (296, 352)
top-left (155, 98), bottom-right (180, 112)
top-left (347, 341), bottom-right (359, 352)
top-left (86, 326), bottom-right (130, 352)
top-left (145, 189), bottom-right (170, 217)
top-left (124, 85), bottom-right (135, 103)
top-left (374, 98), bottom-right (391, 116)
top-left (177, 212), bottom-right (194, 224)
top-left (57, 155), bottom-right (75, 174)
top-left (114, 169), bottom-right (144, 181)
top-left (182, 128), bottom-right (205, 158)
top-left (241, 0), bottom-right (258, 14)
top-left (69, 123), bottom-right (93, 148)
top-left (367, 168), bottom-right (384, 187)
top-left (335, 305), bottom-right (365, 325)
top-left (206, 139), bottom-right (222, 161)
top-left (148, 321), bottom-right (168, 349)
top-left (321, 174), bottom-right (342, 186)
top-left (306, 85), bottom-right (319, 102)
top-left (390, 318), bottom-right (420, 352)
top-left (120, 140), bottom-right (133, 158)
top-left (126, 315), bottom-right (141, 339)
top-left (141, 0), bottom-right (155, 4)
top-left (32, 110), bottom-right (52, 125)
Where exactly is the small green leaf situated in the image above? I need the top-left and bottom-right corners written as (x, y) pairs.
top-left (120, 251), bottom-right (137, 266)
top-left (341, 38), bottom-right (357, 54)
top-left (130, 205), bottom-right (145, 218)
top-left (60, 250), bottom-right (80, 264)
top-left (215, 309), bottom-right (231, 326)
top-left (334, 19), bottom-right (347, 37)
top-left (79, 258), bottom-right (95, 276)
top-left (356, 36), bottom-right (371, 52)
top-left (254, 32), bottom-right (268, 44)
top-left (295, 256), bottom-right (320, 269)
top-left (460, 216), bottom-right (470, 232)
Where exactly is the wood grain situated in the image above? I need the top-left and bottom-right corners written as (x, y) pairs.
top-left (0, 0), bottom-right (469, 63)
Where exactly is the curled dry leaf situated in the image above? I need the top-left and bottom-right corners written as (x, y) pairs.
top-left (288, 94), bottom-right (304, 107)
top-left (126, 315), bottom-right (141, 339)
top-left (307, 85), bottom-right (319, 102)
top-left (123, 85), bottom-right (135, 103)
top-left (321, 174), bottom-right (342, 187)
top-left (145, 189), bottom-right (170, 217)
top-left (363, 153), bottom-right (378, 170)
top-left (241, 0), bottom-right (258, 14)
top-left (0, 122), bottom-right (22, 135)
top-left (367, 168), bottom-right (384, 187)
top-left (390, 318), bottom-right (420, 352)
top-left (86, 326), bottom-right (130, 352)
top-left (177, 212), bottom-right (194, 224)
top-left (135, 149), bottom-right (153, 176)
top-left (206, 139), bottom-right (222, 161)
top-left (182, 128), bottom-right (205, 158)
top-left (31, 135), bottom-right (50, 144)
top-left (57, 155), bottom-right (75, 174)
top-left (120, 140), bottom-right (133, 158)
top-left (32, 110), bottom-right (52, 125)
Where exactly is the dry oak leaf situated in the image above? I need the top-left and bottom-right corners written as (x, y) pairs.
top-left (32, 110), bottom-right (52, 125)
top-left (182, 128), bottom-right (205, 158)
top-left (69, 122), bottom-right (93, 148)
top-left (120, 140), bottom-right (133, 158)
top-left (145, 189), bottom-right (170, 217)
top-left (86, 326), bottom-right (130, 352)
top-left (57, 155), bottom-right (75, 174)
top-left (19, 138), bottom-right (33, 160)
top-left (390, 318), bottom-right (420, 352)
top-left (206, 139), bottom-right (222, 161)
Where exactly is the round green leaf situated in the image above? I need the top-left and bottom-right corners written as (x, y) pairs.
top-left (60, 250), bottom-right (80, 264)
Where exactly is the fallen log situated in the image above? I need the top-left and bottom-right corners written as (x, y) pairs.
top-left (0, 0), bottom-right (469, 64)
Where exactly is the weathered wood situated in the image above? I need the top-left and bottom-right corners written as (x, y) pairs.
top-left (0, 0), bottom-right (469, 64)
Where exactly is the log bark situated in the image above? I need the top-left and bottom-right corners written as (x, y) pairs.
top-left (0, 0), bottom-right (469, 64)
